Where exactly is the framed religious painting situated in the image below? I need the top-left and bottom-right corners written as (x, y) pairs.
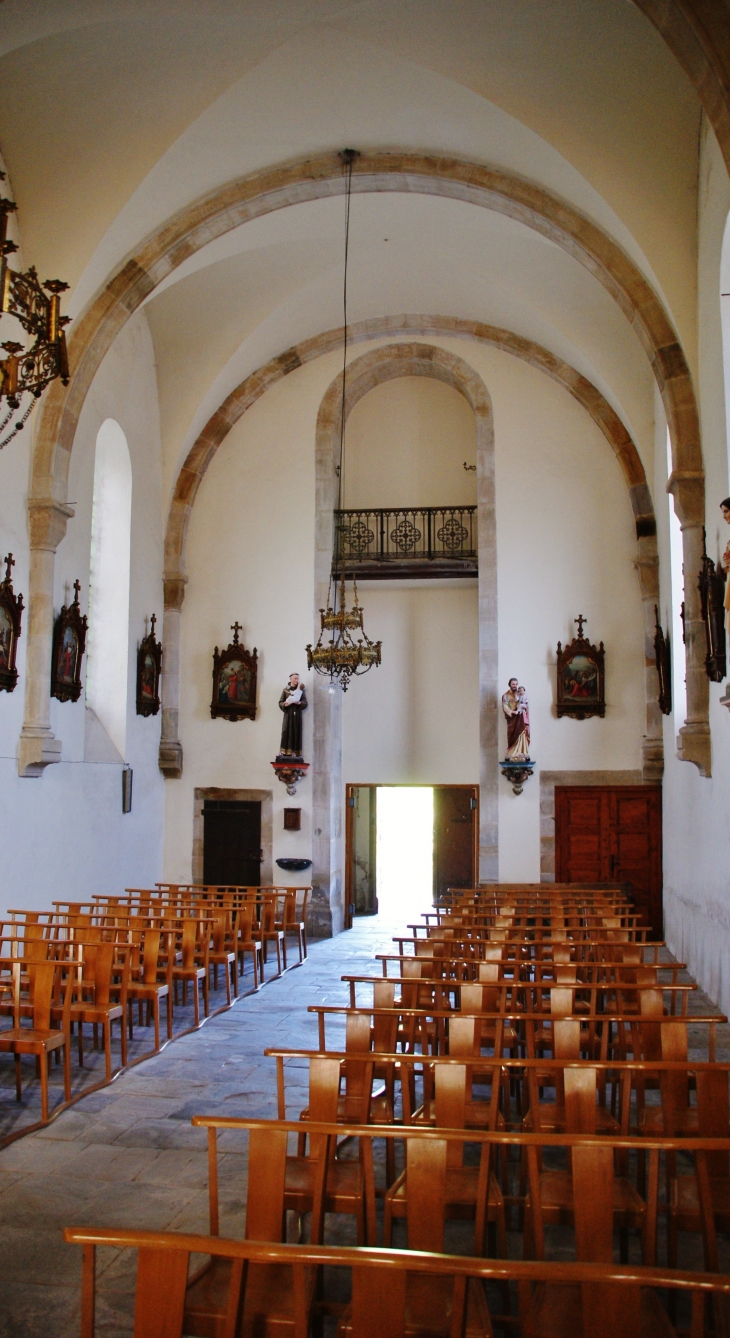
top-left (50, 579), bottom-right (87, 703)
top-left (556, 615), bottom-right (605, 719)
top-left (0, 552), bottom-right (23, 693)
top-left (136, 613), bottom-right (162, 717)
top-left (211, 621), bottom-right (258, 722)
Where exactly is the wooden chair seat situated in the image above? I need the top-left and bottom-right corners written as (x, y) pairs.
top-left (337, 1273), bottom-right (493, 1337)
top-left (534, 1167), bottom-right (645, 1225)
top-left (525, 1282), bottom-right (674, 1338)
top-left (384, 1164), bottom-right (506, 1248)
top-left (285, 1152), bottom-right (367, 1241)
top-left (184, 1259), bottom-right (316, 1338)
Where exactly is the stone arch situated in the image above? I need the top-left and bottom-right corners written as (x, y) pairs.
top-left (20, 151), bottom-right (705, 777)
top-left (307, 342), bottom-right (496, 934)
top-left (159, 316), bottom-right (662, 788)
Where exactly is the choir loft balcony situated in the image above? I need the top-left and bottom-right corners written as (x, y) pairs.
top-left (333, 506), bottom-right (478, 580)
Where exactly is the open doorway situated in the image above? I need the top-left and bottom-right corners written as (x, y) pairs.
top-left (344, 783), bottom-right (478, 926)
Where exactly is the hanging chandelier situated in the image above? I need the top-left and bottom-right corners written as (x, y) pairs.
top-left (306, 148), bottom-right (382, 692)
top-left (0, 174), bottom-right (71, 449)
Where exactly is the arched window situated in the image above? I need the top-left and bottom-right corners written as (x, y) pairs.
top-left (86, 419), bottom-right (132, 757)
top-left (667, 429), bottom-right (687, 725)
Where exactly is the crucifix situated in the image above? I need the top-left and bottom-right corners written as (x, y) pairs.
top-left (72, 579), bottom-right (81, 606)
top-left (574, 614), bottom-right (587, 639)
top-left (231, 620), bottom-right (243, 644)
top-left (150, 612), bottom-right (157, 638)
top-left (3, 552), bottom-right (14, 583)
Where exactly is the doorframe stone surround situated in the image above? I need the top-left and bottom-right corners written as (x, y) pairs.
top-left (192, 787), bottom-right (273, 886)
top-left (19, 150), bottom-right (706, 780)
top-left (311, 341), bottom-right (497, 935)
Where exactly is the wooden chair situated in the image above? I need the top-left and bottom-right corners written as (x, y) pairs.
top-left (0, 958), bottom-right (72, 1121)
top-left (171, 919), bottom-right (209, 1024)
top-left (668, 1067), bottom-right (730, 1272)
top-left (234, 902), bottom-right (262, 989)
top-left (184, 1123), bottom-right (319, 1338)
top-left (63, 941), bottom-right (129, 1082)
top-left (523, 1067), bottom-right (648, 1265)
top-left (258, 896), bottom-right (285, 977)
top-left (65, 1223), bottom-right (730, 1338)
top-left (126, 929), bottom-right (173, 1051)
top-left (275, 888), bottom-right (309, 964)
top-left (384, 1059), bottom-right (506, 1261)
top-left (208, 910), bottom-right (238, 1004)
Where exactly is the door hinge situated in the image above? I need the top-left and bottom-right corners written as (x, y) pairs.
top-left (348, 796), bottom-right (355, 807)
top-left (470, 797), bottom-right (477, 810)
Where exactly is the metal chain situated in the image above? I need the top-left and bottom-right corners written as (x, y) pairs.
top-left (0, 395), bottom-right (35, 450)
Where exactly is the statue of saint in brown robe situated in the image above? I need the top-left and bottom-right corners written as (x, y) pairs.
top-left (279, 673), bottom-right (307, 757)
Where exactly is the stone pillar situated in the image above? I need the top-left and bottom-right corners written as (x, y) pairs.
top-left (17, 498), bottom-right (75, 777)
top-left (634, 536), bottom-right (664, 782)
top-left (311, 676), bottom-right (342, 938)
top-left (667, 471), bottom-right (711, 777)
top-left (477, 414), bottom-right (498, 880)
top-left (158, 574), bottom-right (186, 777)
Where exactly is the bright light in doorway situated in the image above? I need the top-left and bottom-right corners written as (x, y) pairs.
top-left (376, 787), bottom-right (433, 918)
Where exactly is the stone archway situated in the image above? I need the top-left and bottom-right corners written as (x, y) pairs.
top-left (306, 342), bottom-right (496, 935)
top-left (158, 315), bottom-right (662, 790)
top-left (19, 151), bottom-right (704, 778)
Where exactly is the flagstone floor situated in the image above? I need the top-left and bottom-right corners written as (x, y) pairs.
top-left (0, 915), bottom-right (726, 1337)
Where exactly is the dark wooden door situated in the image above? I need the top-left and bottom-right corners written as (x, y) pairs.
top-left (554, 785), bottom-right (662, 936)
top-left (433, 785), bottom-right (478, 903)
top-left (203, 799), bottom-right (262, 887)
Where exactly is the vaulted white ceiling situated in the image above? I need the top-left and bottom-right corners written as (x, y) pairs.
top-left (0, 0), bottom-right (705, 508)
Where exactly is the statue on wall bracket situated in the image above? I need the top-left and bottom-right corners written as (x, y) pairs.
top-left (0, 552), bottom-right (23, 693)
top-left (556, 615), bottom-right (605, 719)
top-left (699, 525), bottom-right (726, 683)
top-left (51, 579), bottom-right (87, 703)
top-left (210, 622), bottom-right (257, 721)
top-left (653, 607), bottom-right (672, 716)
top-left (272, 671), bottom-right (309, 795)
top-left (500, 677), bottom-right (535, 795)
top-left (136, 613), bottom-right (162, 717)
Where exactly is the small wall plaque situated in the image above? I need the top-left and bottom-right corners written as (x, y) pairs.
top-left (283, 808), bottom-right (301, 831)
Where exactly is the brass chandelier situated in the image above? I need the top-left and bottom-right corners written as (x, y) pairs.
top-left (0, 174), bottom-right (71, 449)
top-left (306, 149), bottom-right (382, 692)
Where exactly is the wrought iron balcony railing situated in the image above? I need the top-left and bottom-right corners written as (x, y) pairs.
top-left (333, 506), bottom-right (478, 579)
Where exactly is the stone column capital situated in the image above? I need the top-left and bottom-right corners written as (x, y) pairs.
top-left (163, 574), bottom-right (187, 611)
top-left (666, 471), bottom-right (705, 528)
top-left (27, 498), bottom-right (75, 551)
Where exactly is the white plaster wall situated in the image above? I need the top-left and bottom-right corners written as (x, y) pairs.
top-left (343, 375), bottom-right (476, 509)
top-left (163, 358), bottom-right (323, 885)
top-left (661, 121), bottom-right (730, 1013)
top-left (0, 310), bottom-right (165, 915)
top-left (341, 581), bottom-right (480, 785)
top-left (169, 337), bottom-right (646, 897)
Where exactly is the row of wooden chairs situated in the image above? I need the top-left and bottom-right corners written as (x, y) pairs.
top-left (62, 880), bottom-right (730, 1335)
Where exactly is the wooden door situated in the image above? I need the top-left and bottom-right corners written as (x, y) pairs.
top-left (344, 785), bottom-right (378, 926)
top-left (203, 799), bottom-right (262, 886)
top-left (433, 785), bottom-right (478, 904)
top-left (554, 786), bottom-right (662, 936)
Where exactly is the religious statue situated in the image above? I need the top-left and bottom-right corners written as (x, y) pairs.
top-left (501, 677), bottom-right (531, 761)
top-left (721, 497), bottom-right (730, 638)
top-left (278, 672), bottom-right (308, 758)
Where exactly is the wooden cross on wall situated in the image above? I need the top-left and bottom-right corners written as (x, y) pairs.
top-left (231, 620), bottom-right (243, 645)
top-left (574, 614), bottom-right (587, 639)
top-left (3, 552), bottom-right (14, 583)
